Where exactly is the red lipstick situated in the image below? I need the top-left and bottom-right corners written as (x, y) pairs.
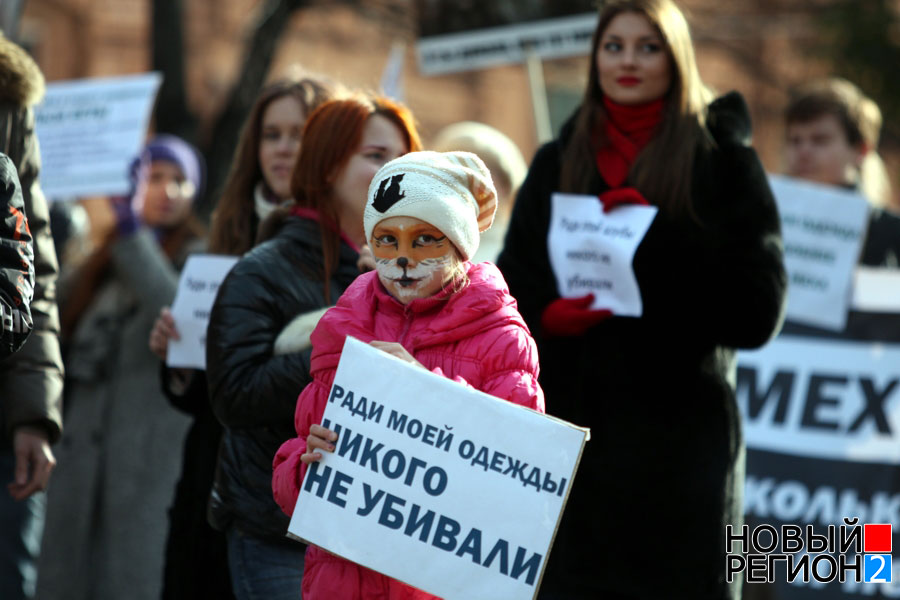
top-left (617, 76), bottom-right (641, 86)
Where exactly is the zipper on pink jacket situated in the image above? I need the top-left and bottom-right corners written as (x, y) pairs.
top-left (399, 306), bottom-right (414, 347)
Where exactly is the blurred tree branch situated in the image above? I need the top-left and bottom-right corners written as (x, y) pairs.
top-left (152, 0), bottom-right (313, 214)
top-left (815, 0), bottom-right (900, 145)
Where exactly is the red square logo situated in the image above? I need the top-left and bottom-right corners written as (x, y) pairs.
top-left (865, 524), bottom-right (892, 553)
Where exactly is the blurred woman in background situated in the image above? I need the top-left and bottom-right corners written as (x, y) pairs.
top-left (148, 77), bottom-right (332, 600)
top-left (39, 135), bottom-right (205, 600)
top-left (431, 121), bottom-right (527, 263)
top-left (204, 93), bottom-right (420, 600)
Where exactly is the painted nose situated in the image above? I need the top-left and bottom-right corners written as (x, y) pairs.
top-left (397, 257), bottom-right (408, 269)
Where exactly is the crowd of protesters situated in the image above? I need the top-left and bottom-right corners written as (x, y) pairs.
top-left (1, 0), bottom-right (899, 598)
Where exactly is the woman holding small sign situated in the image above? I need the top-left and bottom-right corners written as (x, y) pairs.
top-left (40, 134), bottom-right (206, 600)
top-left (272, 150), bottom-right (545, 599)
top-left (206, 94), bottom-right (420, 600)
top-left (148, 77), bottom-right (332, 600)
top-left (496, 0), bottom-right (787, 598)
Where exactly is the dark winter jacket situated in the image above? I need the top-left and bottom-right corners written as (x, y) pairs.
top-left (157, 367), bottom-right (234, 600)
top-left (0, 153), bottom-right (33, 357)
top-left (860, 208), bottom-right (900, 268)
top-left (0, 34), bottom-right (63, 446)
top-left (497, 92), bottom-right (787, 599)
top-left (206, 215), bottom-right (361, 540)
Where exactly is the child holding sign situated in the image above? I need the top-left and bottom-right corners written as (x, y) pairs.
top-left (272, 151), bottom-right (545, 598)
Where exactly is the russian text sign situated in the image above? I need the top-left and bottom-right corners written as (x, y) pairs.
top-left (769, 175), bottom-right (869, 331)
top-left (738, 330), bottom-right (900, 598)
top-left (547, 193), bottom-right (657, 316)
top-left (288, 337), bottom-right (589, 600)
top-left (167, 254), bottom-right (238, 370)
top-left (34, 73), bottom-right (163, 199)
top-left (738, 335), bottom-right (900, 464)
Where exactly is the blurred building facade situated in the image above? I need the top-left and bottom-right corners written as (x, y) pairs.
top-left (17, 0), bottom-right (900, 207)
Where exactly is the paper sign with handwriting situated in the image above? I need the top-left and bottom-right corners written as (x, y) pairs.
top-left (167, 254), bottom-right (239, 370)
top-left (34, 73), bottom-right (163, 199)
top-left (547, 193), bottom-right (657, 316)
top-left (769, 175), bottom-right (869, 331)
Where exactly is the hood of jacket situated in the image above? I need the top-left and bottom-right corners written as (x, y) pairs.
top-left (0, 34), bottom-right (44, 107)
top-left (309, 261), bottom-right (529, 373)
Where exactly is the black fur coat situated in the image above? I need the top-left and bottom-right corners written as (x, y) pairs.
top-left (497, 92), bottom-right (787, 599)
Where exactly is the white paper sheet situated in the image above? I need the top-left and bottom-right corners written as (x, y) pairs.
top-left (547, 193), bottom-right (657, 316)
top-left (34, 73), bottom-right (163, 199)
top-left (167, 254), bottom-right (239, 370)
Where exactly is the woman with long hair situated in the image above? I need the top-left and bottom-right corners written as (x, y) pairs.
top-left (38, 135), bottom-right (206, 600)
top-left (205, 93), bottom-right (421, 600)
top-left (148, 77), bottom-right (332, 600)
top-left (496, 1), bottom-right (787, 597)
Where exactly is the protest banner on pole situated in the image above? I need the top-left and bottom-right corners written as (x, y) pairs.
top-left (167, 254), bottom-right (238, 370)
top-left (288, 337), bottom-right (589, 600)
top-left (768, 175), bottom-right (869, 331)
top-left (34, 72), bottom-right (163, 199)
top-left (547, 193), bottom-right (657, 316)
top-left (416, 4), bottom-right (597, 76)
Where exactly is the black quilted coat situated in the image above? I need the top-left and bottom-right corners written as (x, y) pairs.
top-left (206, 215), bottom-right (360, 540)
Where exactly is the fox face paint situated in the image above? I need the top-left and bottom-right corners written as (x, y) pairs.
top-left (372, 216), bottom-right (459, 304)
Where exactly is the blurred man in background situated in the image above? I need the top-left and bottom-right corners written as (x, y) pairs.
top-left (784, 77), bottom-right (900, 268)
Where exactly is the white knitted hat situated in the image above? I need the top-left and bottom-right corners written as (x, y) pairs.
top-left (364, 151), bottom-right (498, 261)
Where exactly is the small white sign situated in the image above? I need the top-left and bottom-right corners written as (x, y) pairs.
top-left (547, 193), bottom-right (657, 316)
top-left (417, 13), bottom-right (598, 76)
top-left (288, 337), bottom-right (589, 600)
top-left (167, 254), bottom-right (238, 370)
top-left (769, 175), bottom-right (869, 331)
top-left (737, 335), bottom-right (900, 464)
top-left (852, 266), bottom-right (900, 313)
top-left (34, 73), bottom-right (163, 199)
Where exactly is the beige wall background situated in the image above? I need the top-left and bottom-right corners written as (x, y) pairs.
top-left (19, 0), bottom-right (900, 210)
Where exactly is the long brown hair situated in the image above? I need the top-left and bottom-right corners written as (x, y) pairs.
top-left (207, 78), bottom-right (332, 255)
top-left (261, 94), bottom-right (421, 303)
top-left (560, 0), bottom-right (712, 216)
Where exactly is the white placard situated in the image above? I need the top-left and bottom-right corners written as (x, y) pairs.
top-left (737, 335), bottom-right (900, 464)
top-left (547, 193), bottom-right (657, 316)
top-left (769, 175), bottom-right (870, 331)
top-left (167, 254), bottom-right (239, 370)
top-left (417, 13), bottom-right (597, 76)
top-left (34, 73), bottom-right (163, 199)
top-left (852, 267), bottom-right (900, 313)
top-left (288, 337), bottom-right (589, 600)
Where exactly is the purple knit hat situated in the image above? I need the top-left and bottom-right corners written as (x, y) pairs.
top-left (130, 134), bottom-right (205, 200)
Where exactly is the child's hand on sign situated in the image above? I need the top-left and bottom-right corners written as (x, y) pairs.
top-left (369, 341), bottom-right (425, 369)
top-left (302, 424), bottom-right (338, 464)
top-left (149, 306), bottom-right (180, 361)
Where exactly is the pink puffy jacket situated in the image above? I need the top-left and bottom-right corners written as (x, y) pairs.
top-left (272, 262), bottom-right (544, 599)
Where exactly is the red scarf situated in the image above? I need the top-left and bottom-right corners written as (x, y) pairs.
top-left (595, 96), bottom-right (664, 188)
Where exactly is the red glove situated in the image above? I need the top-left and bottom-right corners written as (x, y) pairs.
top-left (599, 186), bottom-right (649, 213)
top-left (541, 294), bottom-right (612, 338)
